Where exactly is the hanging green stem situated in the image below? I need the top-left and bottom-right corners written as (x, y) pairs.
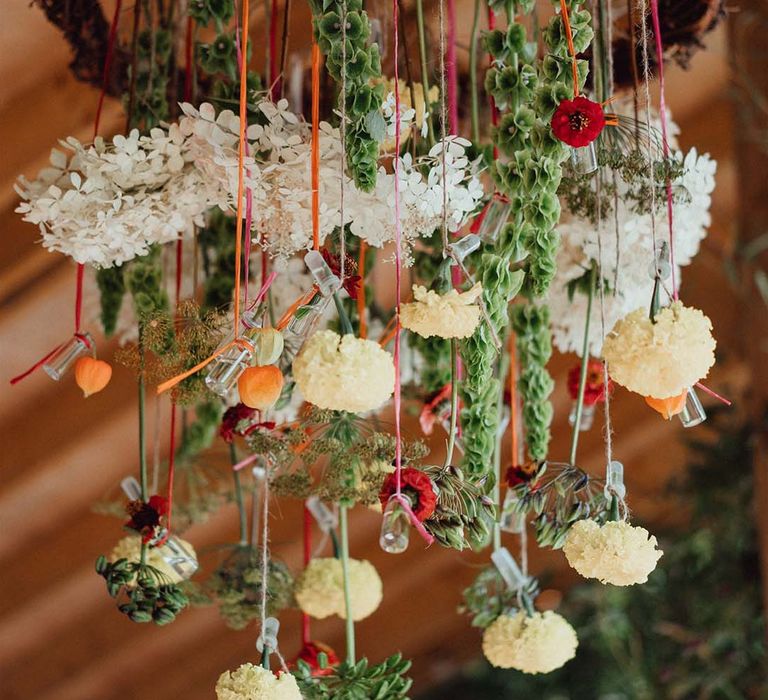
top-left (468, 0), bottom-right (481, 143)
top-left (569, 265), bottom-right (597, 465)
top-left (445, 339), bottom-right (459, 465)
top-left (229, 443), bottom-right (249, 546)
top-left (338, 504), bottom-right (356, 663)
top-left (492, 347), bottom-right (510, 551)
top-left (415, 0), bottom-right (435, 146)
top-left (333, 292), bottom-right (354, 335)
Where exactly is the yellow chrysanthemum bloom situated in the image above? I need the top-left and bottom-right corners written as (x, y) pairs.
top-left (401, 283), bottom-right (483, 339)
top-left (294, 557), bottom-right (383, 621)
top-left (215, 663), bottom-right (302, 700)
top-left (482, 611), bottom-right (578, 674)
top-left (109, 535), bottom-right (196, 585)
top-left (602, 302), bottom-right (716, 399)
top-left (563, 519), bottom-right (663, 586)
top-left (293, 330), bottom-right (395, 413)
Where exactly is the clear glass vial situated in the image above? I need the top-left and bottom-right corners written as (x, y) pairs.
top-left (569, 401), bottom-right (596, 431)
top-left (476, 197), bottom-right (512, 245)
top-left (43, 332), bottom-right (94, 380)
top-left (678, 387), bottom-right (707, 428)
top-left (570, 142), bottom-right (598, 175)
top-left (379, 495), bottom-right (411, 554)
top-left (499, 489), bottom-right (526, 534)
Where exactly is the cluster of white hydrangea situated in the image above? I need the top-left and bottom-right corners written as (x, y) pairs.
top-left (215, 663), bottom-right (302, 700)
top-left (15, 127), bottom-right (223, 268)
top-left (602, 302), bottom-right (716, 399)
top-left (293, 330), bottom-right (395, 413)
top-left (482, 611), bottom-right (578, 674)
top-left (563, 519), bottom-right (663, 586)
top-left (547, 112), bottom-right (717, 356)
top-left (401, 282), bottom-right (483, 339)
top-left (294, 557), bottom-right (383, 621)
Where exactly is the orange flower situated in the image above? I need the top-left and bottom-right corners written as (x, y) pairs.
top-left (644, 390), bottom-right (687, 419)
top-left (74, 357), bottom-right (112, 397)
top-left (238, 365), bottom-right (284, 410)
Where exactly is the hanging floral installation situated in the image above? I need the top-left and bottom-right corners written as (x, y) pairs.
top-left (10, 0), bottom-right (731, 694)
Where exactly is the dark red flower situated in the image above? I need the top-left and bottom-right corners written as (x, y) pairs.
top-left (505, 462), bottom-right (539, 489)
top-left (219, 403), bottom-right (257, 443)
top-left (419, 383), bottom-right (453, 436)
top-left (567, 360), bottom-right (613, 406)
top-left (550, 96), bottom-right (606, 147)
top-left (321, 248), bottom-right (361, 300)
top-left (379, 467), bottom-right (437, 522)
top-left (125, 496), bottom-right (169, 543)
top-left (293, 641), bottom-right (339, 676)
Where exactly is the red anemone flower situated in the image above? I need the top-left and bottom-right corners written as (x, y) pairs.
top-left (379, 467), bottom-right (437, 522)
top-left (321, 249), bottom-right (361, 299)
top-left (219, 403), bottom-right (258, 443)
top-left (551, 96), bottom-right (606, 148)
top-left (125, 495), bottom-right (169, 543)
top-left (567, 360), bottom-right (613, 406)
top-left (505, 462), bottom-right (539, 489)
top-left (294, 641), bottom-right (339, 676)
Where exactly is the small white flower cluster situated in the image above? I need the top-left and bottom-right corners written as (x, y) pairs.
top-left (15, 127), bottom-right (223, 268)
top-left (180, 100), bottom-right (485, 263)
top-left (548, 117), bottom-right (717, 356)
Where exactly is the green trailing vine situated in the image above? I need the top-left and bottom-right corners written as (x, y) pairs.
top-left (312, 0), bottom-right (384, 192)
top-left (296, 653), bottom-right (413, 699)
top-left (459, 251), bottom-right (524, 484)
top-left (510, 303), bottom-right (553, 462)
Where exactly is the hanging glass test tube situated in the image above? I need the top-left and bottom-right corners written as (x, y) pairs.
top-left (569, 401), bottom-right (596, 431)
top-left (205, 312), bottom-right (263, 398)
top-left (449, 233), bottom-right (481, 265)
top-left (499, 489), bottom-right (526, 534)
top-left (379, 495), bottom-right (411, 554)
top-left (678, 387), bottom-right (706, 428)
top-left (43, 331), bottom-right (94, 380)
top-left (570, 142), bottom-right (598, 175)
top-left (119, 477), bottom-right (199, 580)
top-left (475, 196), bottom-right (512, 245)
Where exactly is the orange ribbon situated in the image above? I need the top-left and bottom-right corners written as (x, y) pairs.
top-left (559, 0), bottom-right (580, 98)
top-left (276, 287), bottom-right (319, 331)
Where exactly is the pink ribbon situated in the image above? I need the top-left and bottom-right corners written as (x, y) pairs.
top-left (392, 0), bottom-right (432, 546)
top-left (695, 382), bottom-right (733, 407)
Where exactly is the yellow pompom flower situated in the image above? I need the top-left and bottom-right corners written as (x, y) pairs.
top-left (294, 557), bottom-right (383, 621)
top-left (400, 283), bottom-right (483, 339)
top-left (110, 535), bottom-right (196, 585)
top-left (602, 302), bottom-right (716, 399)
top-left (482, 611), bottom-right (578, 674)
top-left (563, 519), bottom-right (663, 586)
top-left (215, 663), bottom-right (302, 700)
top-left (293, 330), bottom-right (395, 413)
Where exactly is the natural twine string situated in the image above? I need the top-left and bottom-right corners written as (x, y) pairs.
top-left (438, 0), bottom-right (449, 254)
top-left (339, 0), bottom-right (347, 282)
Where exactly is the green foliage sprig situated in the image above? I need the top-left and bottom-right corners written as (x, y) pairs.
top-left (95, 554), bottom-right (189, 625)
top-left (459, 565), bottom-right (540, 629)
top-left (295, 653), bottom-right (413, 699)
top-left (95, 265), bottom-right (126, 337)
top-left (422, 464), bottom-right (497, 550)
top-left (312, 0), bottom-right (384, 192)
top-left (510, 304), bottom-right (554, 462)
top-left (187, 545), bottom-right (294, 630)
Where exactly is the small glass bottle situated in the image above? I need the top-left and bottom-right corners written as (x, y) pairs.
top-left (379, 495), bottom-right (411, 554)
top-left (499, 489), bottom-right (525, 534)
top-left (570, 142), bottom-right (598, 175)
top-left (306, 495), bottom-right (338, 534)
top-left (43, 332), bottom-right (94, 381)
top-left (205, 313), bottom-right (262, 399)
top-left (568, 401), bottom-right (596, 431)
top-left (603, 460), bottom-right (626, 502)
top-left (285, 250), bottom-right (341, 343)
top-left (256, 616), bottom-right (281, 654)
top-left (647, 242), bottom-right (671, 282)
top-left (678, 387), bottom-right (706, 428)
top-left (475, 196), bottom-right (512, 245)
top-left (449, 233), bottom-right (482, 264)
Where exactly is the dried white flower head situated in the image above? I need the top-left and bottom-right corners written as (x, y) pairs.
top-left (401, 282), bottom-right (483, 339)
top-left (482, 611), bottom-right (578, 674)
top-left (109, 535), bottom-right (196, 585)
top-left (293, 330), bottom-right (395, 413)
top-left (563, 519), bottom-right (663, 586)
top-left (294, 557), bottom-right (383, 621)
top-left (15, 127), bottom-right (222, 268)
top-left (602, 302), bottom-right (716, 399)
top-left (215, 663), bottom-right (302, 700)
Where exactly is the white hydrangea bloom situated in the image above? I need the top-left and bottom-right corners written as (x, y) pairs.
top-left (215, 663), bottom-right (302, 700)
top-left (16, 126), bottom-right (224, 268)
